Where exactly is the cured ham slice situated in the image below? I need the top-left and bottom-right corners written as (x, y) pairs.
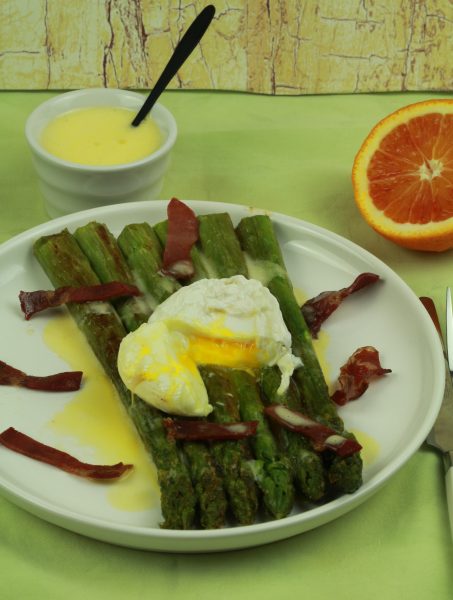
top-left (0, 360), bottom-right (82, 392)
top-left (19, 281), bottom-right (141, 319)
top-left (0, 428), bottom-right (132, 479)
top-left (302, 273), bottom-right (380, 337)
top-left (164, 418), bottom-right (258, 441)
top-left (264, 405), bottom-right (362, 457)
top-left (161, 198), bottom-right (199, 280)
top-left (331, 346), bottom-right (391, 406)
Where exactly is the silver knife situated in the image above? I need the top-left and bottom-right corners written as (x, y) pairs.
top-left (422, 290), bottom-right (453, 535)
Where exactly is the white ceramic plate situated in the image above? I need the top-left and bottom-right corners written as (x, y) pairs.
top-left (0, 200), bottom-right (444, 553)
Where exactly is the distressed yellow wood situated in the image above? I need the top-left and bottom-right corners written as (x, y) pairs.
top-left (1, 0), bottom-right (453, 94)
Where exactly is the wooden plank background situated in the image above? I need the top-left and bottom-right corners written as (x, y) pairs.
top-left (1, 0), bottom-right (453, 94)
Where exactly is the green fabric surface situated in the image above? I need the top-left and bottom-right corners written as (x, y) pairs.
top-left (1, 90), bottom-right (453, 599)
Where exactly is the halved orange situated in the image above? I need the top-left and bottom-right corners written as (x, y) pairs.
top-left (352, 99), bottom-right (453, 252)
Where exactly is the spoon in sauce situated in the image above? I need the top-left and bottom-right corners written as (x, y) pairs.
top-left (132, 4), bottom-right (216, 127)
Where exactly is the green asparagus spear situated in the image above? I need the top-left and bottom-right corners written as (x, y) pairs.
top-left (199, 365), bottom-right (258, 525)
top-left (197, 213), bottom-right (248, 278)
top-left (117, 224), bottom-right (228, 529)
top-left (235, 215), bottom-right (337, 424)
top-left (259, 366), bottom-right (325, 501)
top-left (33, 229), bottom-right (196, 529)
top-left (74, 222), bottom-right (151, 332)
top-left (117, 223), bottom-right (180, 308)
top-left (236, 214), bottom-right (363, 493)
top-left (230, 369), bottom-right (294, 519)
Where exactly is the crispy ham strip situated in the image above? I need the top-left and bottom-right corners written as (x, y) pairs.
top-left (164, 418), bottom-right (259, 441)
top-left (0, 360), bottom-right (82, 392)
top-left (161, 198), bottom-right (199, 280)
top-left (302, 273), bottom-right (380, 338)
top-left (331, 346), bottom-right (391, 406)
top-left (19, 281), bottom-right (141, 320)
top-left (264, 405), bottom-right (362, 457)
top-left (0, 427), bottom-right (133, 479)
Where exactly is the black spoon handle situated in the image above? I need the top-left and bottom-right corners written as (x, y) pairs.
top-left (132, 5), bottom-right (216, 127)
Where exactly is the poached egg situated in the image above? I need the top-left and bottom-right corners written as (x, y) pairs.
top-left (117, 275), bottom-right (301, 416)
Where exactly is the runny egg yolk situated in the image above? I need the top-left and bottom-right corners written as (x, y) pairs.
top-left (187, 336), bottom-right (260, 370)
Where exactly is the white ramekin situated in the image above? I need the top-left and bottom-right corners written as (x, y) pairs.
top-left (25, 88), bottom-right (177, 218)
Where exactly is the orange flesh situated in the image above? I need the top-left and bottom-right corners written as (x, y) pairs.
top-left (367, 113), bottom-right (453, 224)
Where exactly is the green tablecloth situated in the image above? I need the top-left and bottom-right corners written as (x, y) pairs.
top-left (1, 90), bottom-right (452, 599)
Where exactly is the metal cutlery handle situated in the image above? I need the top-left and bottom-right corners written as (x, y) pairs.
top-left (421, 293), bottom-right (453, 539)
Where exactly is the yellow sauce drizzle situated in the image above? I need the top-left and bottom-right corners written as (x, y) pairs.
top-left (351, 429), bottom-right (380, 466)
top-left (43, 314), bottom-right (159, 511)
top-left (294, 286), bottom-right (332, 383)
top-left (313, 330), bottom-right (331, 384)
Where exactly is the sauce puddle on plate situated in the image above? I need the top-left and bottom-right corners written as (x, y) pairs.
top-left (43, 314), bottom-right (159, 512)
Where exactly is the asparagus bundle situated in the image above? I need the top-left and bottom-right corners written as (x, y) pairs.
top-left (197, 213), bottom-right (248, 278)
top-left (235, 215), bottom-right (363, 493)
top-left (31, 205), bottom-right (363, 528)
top-left (33, 229), bottom-right (196, 529)
top-left (74, 221), bottom-right (228, 530)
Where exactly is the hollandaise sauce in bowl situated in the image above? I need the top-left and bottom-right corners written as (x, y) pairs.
top-left (25, 88), bottom-right (177, 218)
top-left (40, 105), bottom-right (163, 167)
